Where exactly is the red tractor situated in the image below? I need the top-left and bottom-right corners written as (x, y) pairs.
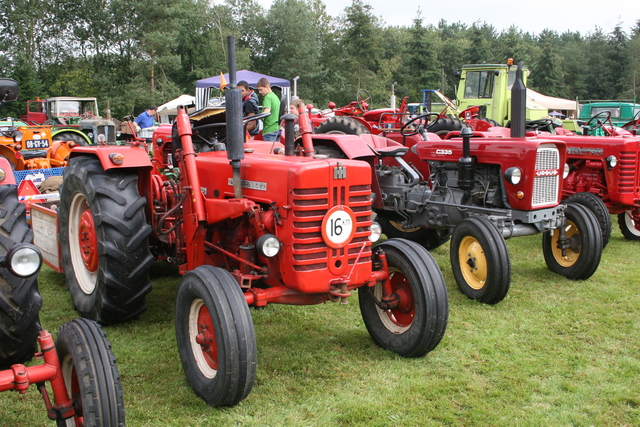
top-left (0, 156), bottom-right (125, 426)
top-left (303, 63), bottom-right (603, 305)
top-left (45, 39), bottom-right (448, 407)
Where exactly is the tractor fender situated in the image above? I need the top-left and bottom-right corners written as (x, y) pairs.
top-left (52, 128), bottom-right (91, 145)
top-left (69, 146), bottom-right (153, 171)
top-left (0, 157), bottom-right (16, 184)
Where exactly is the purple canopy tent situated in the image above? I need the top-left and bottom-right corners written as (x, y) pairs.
top-left (195, 70), bottom-right (291, 110)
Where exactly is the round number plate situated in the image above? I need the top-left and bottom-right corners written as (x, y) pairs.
top-left (321, 205), bottom-right (357, 249)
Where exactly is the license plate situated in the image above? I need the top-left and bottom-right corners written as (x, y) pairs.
top-left (25, 139), bottom-right (50, 149)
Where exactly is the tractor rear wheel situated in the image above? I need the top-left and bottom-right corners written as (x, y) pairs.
top-left (56, 318), bottom-right (125, 427)
top-left (450, 216), bottom-right (511, 304)
top-left (175, 266), bottom-right (257, 407)
top-left (314, 116), bottom-right (369, 135)
top-left (542, 203), bottom-right (602, 280)
top-left (427, 117), bottom-right (469, 137)
top-left (53, 131), bottom-right (90, 146)
top-left (358, 239), bottom-right (448, 357)
top-left (618, 210), bottom-right (640, 241)
top-left (566, 192), bottom-right (611, 248)
top-left (378, 218), bottom-right (451, 250)
top-left (59, 156), bottom-right (153, 324)
top-left (0, 184), bottom-right (42, 369)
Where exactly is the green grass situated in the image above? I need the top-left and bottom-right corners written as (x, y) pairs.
top-left (2, 217), bottom-right (639, 426)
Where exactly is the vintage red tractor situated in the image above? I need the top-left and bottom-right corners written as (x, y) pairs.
top-left (0, 156), bottom-right (124, 426)
top-left (35, 38), bottom-right (449, 407)
top-left (303, 63), bottom-right (603, 305)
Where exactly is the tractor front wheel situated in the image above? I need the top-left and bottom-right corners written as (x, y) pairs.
top-left (59, 156), bottom-right (153, 324)
top-left (618, 209), bottom-right (640, 241)
top-left (175, 266), bottom-right (257, 407)
top-left (450, 216), bottom-right (511, 304)
top-left (542, 203), bottom-right (602, 280)
top-left (56, 318), bottom-right (125, 427)
top-left (358, 239), bottom-right (448, 357)
top-left (565, 192), bottom-right (612, 248)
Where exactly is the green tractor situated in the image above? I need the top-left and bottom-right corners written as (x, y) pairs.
top-left (21, 96), bottom-right (119, 145)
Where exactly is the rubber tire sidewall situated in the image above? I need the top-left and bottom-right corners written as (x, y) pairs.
top-left (53, 131), bottom-right (91, 146)
top-left (358, 239), bottom-right (449, 357)
top-left (314, 116), bottom-right (370, 135)
top-left (175, 265), bottom-right (257, 407)
top-left (565, 192), bottom-right (611, 248)
top-left (450, 216), bottom-right (511, 304)
top-left (542, 203), bottom-right (602, 280)
top-left (427, 117), bottom-right (469, 137)
top-left (0, 184), bottom-right (42, 369)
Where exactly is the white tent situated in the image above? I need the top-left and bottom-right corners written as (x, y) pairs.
top-left (527, 89), bottom-right (579, 118)
top-left (157, 94), bottom-right (196, 123)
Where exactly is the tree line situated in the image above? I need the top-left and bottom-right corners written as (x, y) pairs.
top-left (1, 0), bottom-right (639, 119)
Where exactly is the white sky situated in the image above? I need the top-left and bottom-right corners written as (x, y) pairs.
top-left (257, 0), bottom-right (639, 36)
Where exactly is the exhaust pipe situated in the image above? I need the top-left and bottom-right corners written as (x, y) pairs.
top-left (225, 36), bottom-right (244, 198)
top-left (510, 61), bottom-right (526, 138)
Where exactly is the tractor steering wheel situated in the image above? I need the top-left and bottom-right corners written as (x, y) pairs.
top-left (525, 118), bottom-right (555, 133)
top-left (586, 110), bottom-right (613, 136)
top-left (356, 89), bottom-right (372, 112)
top-left (400, 113), bottom-right (441, 136)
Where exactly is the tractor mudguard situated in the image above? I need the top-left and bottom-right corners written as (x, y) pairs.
top-left (69, 146), bottom-right (153, 171)
top-left (0, 158), bottom-right (16, 185)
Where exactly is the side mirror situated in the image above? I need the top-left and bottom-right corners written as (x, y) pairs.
top-left (0, 79), bottom-right (19, 103)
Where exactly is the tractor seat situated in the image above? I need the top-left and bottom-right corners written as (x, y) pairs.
top-left (371, 145), bottom-right (408, 157)
top-left (21, 150), bottom-right (48, 159)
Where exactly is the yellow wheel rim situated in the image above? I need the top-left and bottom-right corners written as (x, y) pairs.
top-left (550, 220), bottom-right (580, 267)
top-left (458, 235), bottom-right (488, 290)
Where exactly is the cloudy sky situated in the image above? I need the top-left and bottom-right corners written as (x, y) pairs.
top-left (257, 0), bottom-right (639, 36)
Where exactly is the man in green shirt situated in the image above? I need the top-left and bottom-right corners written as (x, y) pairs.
top-left (257, 77), bottom-right (281, 141)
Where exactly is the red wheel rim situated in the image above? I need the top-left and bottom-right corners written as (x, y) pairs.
top-left (387, 270), bottom-right (414, 328)
top-left (78, 209), bottom-right (98, 272)
top-left (196, 305), bottom-right (218, 370)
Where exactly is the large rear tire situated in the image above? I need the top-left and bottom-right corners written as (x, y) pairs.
top-left (314, 116), bottom-right (369, 135)
top-left (56, 318), bottom-right (125, 427)
top-left (53, 131), bottom-right (90, 146)
top-left (450, 216), bottom-right (511, 304)
top-left (618, 209), bottom-right (640, 241)
top-left (175, 266), bottom-right (257, 407)
top-left (565, 192), bottom-right (611, 248)
top-left (59, 156), bottom-right (153, 324)
top-left (543, 203), bottom-right (602, 280)
top-left (358, 239), bottom-right (448, 357)
top-left (0, 184), bottom-right (42, 369)
top-left (427, 117), bottom-right (469, 137)
top-left (378, 218), bottom-right (451, 250)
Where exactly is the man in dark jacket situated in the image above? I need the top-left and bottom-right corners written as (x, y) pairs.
top-left (238, 80), bottom-right (261, 135)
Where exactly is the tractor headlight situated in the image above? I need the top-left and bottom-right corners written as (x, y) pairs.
top-left (369, 221), bottom-right (382, 242)
top-left (13, 131), bottom-right (23, 142)
top-left (256, 234), bottom-right (281, 258)
top-left (564, 163), bottom-right (570, 178)
top-left (606, 155), bottom-right (617, 168)
top-left (1, 243), bottom-right (42, 277)
top-left (504, 167), bottom-right (522, 185)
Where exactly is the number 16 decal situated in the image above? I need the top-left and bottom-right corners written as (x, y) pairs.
top-left (322, 205), bottom-right (357, 248)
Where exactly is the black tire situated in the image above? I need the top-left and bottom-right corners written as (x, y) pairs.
top-left (427, 117), bottom-right (469, 137)
top-left (314, 116), bottom-right (370, 135)
top-left (565, 192), bottom-right (611, 248)
top-left (618, 210), bottom-right (640, 241)
top-left (450, 216), bottom-right (511, 304)
top-left (59, 156), bottom-right (153, 324)
top-left (478, 118), bottom-right (500, 127)
top-left (175, 265), bottom-right (257, 407)
top-left (0, 184), bottom-right (42, 369)
top-left (358, 239), bottom-right (448, 357)
top-left (53, 131), bottom-right (90, 146)
top-left (55, 318), bottom-right (125, 427)
top-left (378, 218), bottom-right (451, 250)
top-left (543, 203), bottom-right (602, 280)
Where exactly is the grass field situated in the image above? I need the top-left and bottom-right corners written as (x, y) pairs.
top-left (1, 217), bottom-right (639, 426)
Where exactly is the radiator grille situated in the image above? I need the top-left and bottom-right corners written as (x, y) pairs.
top-left (291, 184), bottom-right (372, 272)
top-left (532, 145), bottom-right (560, 207)
top-left (617, 151), bottom-right (637, 194)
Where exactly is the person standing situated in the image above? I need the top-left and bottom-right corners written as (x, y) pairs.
top-left (134, 105), bottom-right (157, 129)
top-left (256, 77), bottom-right (281, 141)
top-left (238, 80), bottom-right (261, 136)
